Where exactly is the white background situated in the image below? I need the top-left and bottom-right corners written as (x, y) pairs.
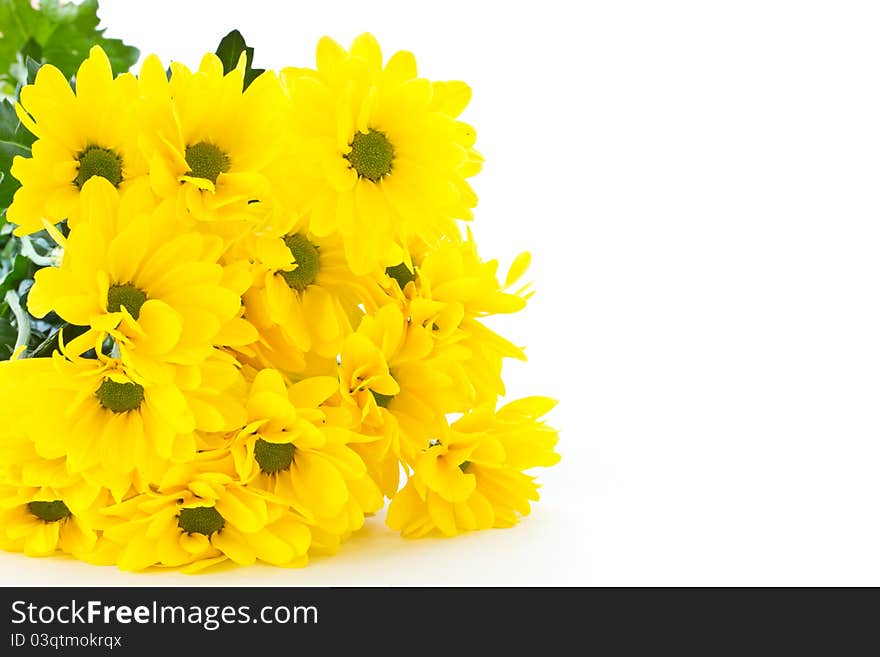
top-left (3, 0), bottom-right (880, 586)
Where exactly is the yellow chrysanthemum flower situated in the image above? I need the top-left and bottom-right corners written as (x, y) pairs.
top-left (339, 303), bottom-right (476, 464)
top-left (386, 397), bottom-right (560, 537)
top-left (0, 482), bottom-right (112, 560)
top-left (0, 351), bottom-right (245, 496)
top-left (8, 46), bottom-right (152, 236)
top-left (387, 235), bottom-right (532, 403)
top-left (102, 474), bottom-right (311, 572)
top-left (281, 33), bottom-right (482, 274)
top-left (226, 369), bottom-right (382, 535)
top-left (27, 179), bottom-right (257, 378)
top-left (242, 228), bottom-right (378, 366)
top-left (137, 51), bottom-right (285, 231)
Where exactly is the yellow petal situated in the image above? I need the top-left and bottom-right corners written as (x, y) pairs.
top-left (212, 527), bottom-right (256, 565)
top-left (269, 517), bottom-right (311, 555)
top-left (137, 300), bottom-right (184, 355)
top-left (248, 527), bottom-right (295, 565)
top-left (76, 46), bottom-right (113, 100)
top-left (215, 487), bottom-right (267, 533)
top-left (302, 285), bottom-right (337, 342)
top-left (289, 376), bottom-right (338, 408)
top-left (384, 50), bottom-right (417, 83)
top-left (214, 318), bottom-right (258, 346)
top-left (430, 80), bottom-right (472, 117)
top-left (117, 535), bottom-right (158, 571)
top-left (427, 493), bottom-right (458, 536)
top-left (78, 176), bottom-right (120, 225)
top-left (419, 454), bottom-right (475, 503)
top-left (316, 36), bottom-right (346, 73)
top-left (180, 555), bottom-right (228, 574)
top-left (138, 54), bottom-right (170, 98)
top-left (250, 368), bottom-right (289, 398)
top-left (144, 384), bottom-right (195, 434)
top-left (385, 481), bottom-right (428, 533)
top-left (256, 236), bottom-right (295, 270)
top-left (291, 452), bottom-right (348, 518)
top-left (505, 251), bottom-right (531, 287)
top-left (23, 522), bottom-right (60, 556)
top-left (248, 391), bottom-right (293, 424)
top-left (108, 223), bottom-right (151, 285)
top-left (350, 33), bottom-right (383, 72)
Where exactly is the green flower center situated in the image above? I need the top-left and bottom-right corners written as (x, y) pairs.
top-left (28, 500), bottom-right (71, 523)
top-left (280, 234), bottom-right (320, 291)
top-left (75, 146), bottom-right (123, 188)
top-left (254, 438), bottom-right (296, 474)
top-left (95, 379), bottom-right (145, 413)
top-left (107, 283), bottom-right (147, 320)
top-left (177, 506), bottom-right (225, 536)
top-left (185, 141), bottom-right (230, 184)
top-left (459, 460), bottom-right (471, 472)
top-left (386, 262), bottom-right (415, 289)
top-left (345, 129), bottom-right (394, 182)
top-left (371, 390), bottom-right (394, 408)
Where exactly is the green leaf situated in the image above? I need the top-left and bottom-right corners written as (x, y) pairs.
top-left (0, 2), bottom-right (46, 77)
top-left (0, 97), bottom-right (34, 208)
top-left (19, 37), bottom-right (42, 64)
top-left (0, 314), bottom-right (17, 358)
top-left (0, 0), bottom-right (139, 85)
top-left (215, 30), bottom-right (247, 72)
top-left (215, 30), bottom-right (265, 90)
top-left (41, 0), bottom-right (139, 78)
top-left (25, 54), bottom-right (41, 86)
top-left (0, 253), bottom-right (31, 299)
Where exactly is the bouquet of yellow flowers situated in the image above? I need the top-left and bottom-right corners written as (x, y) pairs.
top-left (0, 7), bottom-right (559, 572)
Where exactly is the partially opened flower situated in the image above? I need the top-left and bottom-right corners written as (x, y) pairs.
top-left (227, 368), bottom-right (382, 536)
top-left (243, 227), bottom-right (379, 365)
top-left (338, 303), bottom-right (475, 464)
top-left (388, 235), bottom-right (532, 404)
top-left (281, 33), bottom-right (482, 274)
top-left (8, 46), bottom-right (152, 236)
top-left (386, 397), bottom-right (560, 537)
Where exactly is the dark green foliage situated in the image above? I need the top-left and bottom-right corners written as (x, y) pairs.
top-left (215, 29), bottom-right (265, 89)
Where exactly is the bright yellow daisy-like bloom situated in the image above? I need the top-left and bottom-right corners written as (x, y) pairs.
top-left (0, 481), bottom-right (112, 560)
top-left (386, 397), bottom-right (560, 537)
top-left (0, 349), bottom-right (245, 497)
top-left (8, 46), bottom-right (151, 236)
top-left (338, 303), bottom-right (475, 465)
top-left (102, 472), bottom-right (311, 572)
top-left (387, 235), bottom-right (532, 404)
top-left (226, 369), bottom-right (382, 536)
top-left (27, 179), bottom-right (256, 379)
top-left (281, 33), bottom-right (483, 274)
top-left (137, 51), bottom-right (285, 232)
top-left (242, 225), bottom-right (380, 367)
